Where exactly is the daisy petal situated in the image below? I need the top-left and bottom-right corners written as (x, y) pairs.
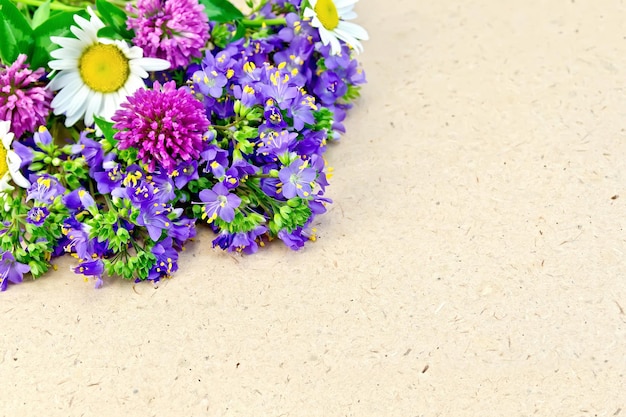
top-left (337, 20), bottom-right (369, 40)
top-left (134, 57), bottom-right (171, 72)
top-left (6, 151), bottom-right (29, 188)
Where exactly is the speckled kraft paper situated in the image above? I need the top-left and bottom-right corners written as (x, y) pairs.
top-left (2, 0), bottom-right (626, 415)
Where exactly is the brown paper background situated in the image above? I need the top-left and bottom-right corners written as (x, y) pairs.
top-left (2, 0), bottom-right (626, 415)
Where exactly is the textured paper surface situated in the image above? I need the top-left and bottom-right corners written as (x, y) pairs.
top-left (2, 0), bottom-right (626, 415)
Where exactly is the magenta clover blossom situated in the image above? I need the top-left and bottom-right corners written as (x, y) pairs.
top-left (112, 80), bottom-right (210, 173)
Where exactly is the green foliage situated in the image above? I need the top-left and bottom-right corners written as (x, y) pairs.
top-left (187, 177), bottom-right (213, 193)
top-left (0, 190), bottom-right (68, 279)
top-left (94, 116), bottom-right (117, 148)
top-left (0, 0), bottom-right (87, 70)
top-left (61, 158), bottom-right (89, 189)
top-left (31, 0), bottom-right (50, 29)
top-left (267, 198), bottom-right (311, 235)
top-left (95, 0), bottom-right (133, 40)
top-left (199, 0), bottom-right (244, 23)
top-left (0, 0), bottom-right (33, 64)
top-left (344, 84), bottom-right (362, 102)
top-left (30, 10), bottom-right (79, 68)
top-left (103, 248), bottom-right (156, 281)
top-left (313, 107), bottom-right (334, 132)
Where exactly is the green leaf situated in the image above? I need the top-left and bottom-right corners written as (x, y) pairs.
top-left (232, 20), bottom-right (247, 42)
top-left (94, 116), bottom-right (118, 147)
top-left (95, 0), bottom-right (133, 39)
top-left (30, 10), bottom-right (82, 70)
top-left (199, 0), bottom-right (244, 23)
top-left (0, 0), bottom-right (34, 64)
top-left (31, 1), bottom-right (51, 29)
top-left (97, 26), bottom-right (124, 40)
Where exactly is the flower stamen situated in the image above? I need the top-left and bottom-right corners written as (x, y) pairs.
top-left (314, 0), bottom-right (340, 30)
top-left (0, 142), bottom-right (7, 177)
top-left (79, 44), bottom-right (130, 93)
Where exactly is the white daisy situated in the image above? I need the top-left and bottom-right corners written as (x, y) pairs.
top-left (0, 120), bottom-right (30, 196)
top-left (48, 8), bottom-right (170, 127)
top-left (303, 0), bottom-right (369, 56)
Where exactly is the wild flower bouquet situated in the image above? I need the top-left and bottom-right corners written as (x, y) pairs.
top-left (0, 0), bottom-right (367, 290)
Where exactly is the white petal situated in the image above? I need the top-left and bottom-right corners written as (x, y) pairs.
top-left (337, 9), bottom-right (357, 20)
top-left (334, 0), bottom-right (358, 7)
top-left (317, 26), bottom-right (335, 47)
top-left (328, 35), bottom-right (342, 55)
top-left (86, 7), bottom-right (105, 29)
top-left (129, 62), bottom-right (149, 79)
top-left (51, 77), bottom-right (84, 113)
top-left (123, 44), bottom-right (144, 60)
top-left (50, 48), bottom-right (82, 60)
top-left (7, 151), bottom-right (29, 188)
top-left (73, 10), bottom-right (103, 40)
top-left (123, 75), bottom-right (146, 95)
top-left (66, 83), bottom-right (90, 117)
top-left (50, 36), bottom-right (85, 51)
top-left (85, 92), bottom-right (104, 125)
top-left (0, 121), bottom-right (14, 149)
top-left (336, 20), bottom-right (369, 40)
top-left (49, 59), bottom-right (80, 70)
top-left (70, 25), bottom-right (95, 45)
top-left (0, 174), bottom-right (14, 193)
top-left (133, 57), bottom-right (171, 72)
top-left (333, 27), bottom-right (364, 53)
top-left (64, 105), bottom-right (86, 127)
top-left (83, 89), bottom-right (100, 125)
top-left (47, 71), bottom-right (79, 92)
top-left (101, 94), bottom-right (119, 121)
top-left (303, 7), bottom-right (316, 18)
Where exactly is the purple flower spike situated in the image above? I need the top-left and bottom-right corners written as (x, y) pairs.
top-left (193, 56), bottom-right (228, 99)
top-left (136, 202), bottom-right (173, 241)
top-left (199, 182), bottom-right (241, 223)
top-left (73, 258), bottom-right (104, 277)
top-left (26, 174), bottom-right (65, 204)
top-left (147, 238), bottom-right (178, 281)
top-left (257, 130), bottom-right (297, 157)
top-left (63, 188), bottom-right (97, 211)
top-left (33, 126), bottom-right (53, 146)
top-left (312, 70), bottom-right (347, 105)
top-left (72, 259), bottom-right (105, 289)
top-left (261, 69), bottom-right (298, 109)
top-left (26, 206), bottom-right (50, 226)
top-left (0, 251), bottom-right (30, 291)
top-left (278, 158), bottom-right (317, 199)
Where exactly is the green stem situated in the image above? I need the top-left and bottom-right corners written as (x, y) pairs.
top-left (14, 0), bottom-right (81, 12)
top-left (241, 17), bottom-right (287, 28)
top-left (103, 194), bottom-right (118, 215)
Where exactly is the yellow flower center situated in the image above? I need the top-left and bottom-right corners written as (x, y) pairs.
top-left (79, 43), bottom-right (130, 93)
top-left (314, 0), bottom-right (340, 30)
top-left (0, 141), bottom-right (7, 178)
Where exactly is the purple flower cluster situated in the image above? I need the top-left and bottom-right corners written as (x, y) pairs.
top-left (0, 0), bottom-right (368, 291)
top-left (127, 0), bottom-right (210, 68)
top-left (181, 10), bottom-right (366, 252)
top-left (0, 54), bottom-right (52, 139)
top-left (0, 251), bottom-right (30, 291)
top-left (68, 133), bottom-right (198, 283)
